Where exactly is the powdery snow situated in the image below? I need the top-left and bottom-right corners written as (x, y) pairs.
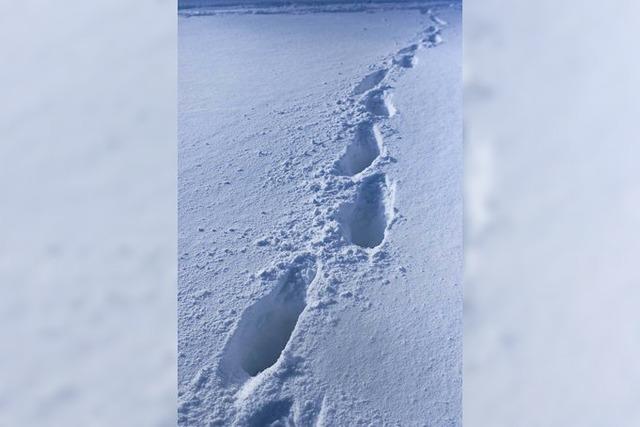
top-left (0, 1), bottom-right (176, 426)
top-left (179, 4), bottom-right (461, 425)
top-left (464, 1), bottom-right (640, 426)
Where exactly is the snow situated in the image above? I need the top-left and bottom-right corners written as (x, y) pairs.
top-left (5, 0), bottom-right (639, 425)
top-left (464, 0), bottom-right (640, 426)
top-left (179, 0), bottom-right (448, 10)
top-left (179, 1), bottom-right (455, 16)
top-left (179, 3), bottom-right (461, 425)
top-left (0, 1), bottom-right (176, 426)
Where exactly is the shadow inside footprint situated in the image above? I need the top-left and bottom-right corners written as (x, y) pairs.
top-left (223, 255), bottom-right (317, 378)
top-left (246, 399), bottom-right (293, 427)
top-left (353, 68), bottom-right (388, 95)
top-left (339, 173), bottom-right (393, 249)
top-left (394, 54), bottom-right (417, 68)
top-left (334, 122), bottom-right (382, 176)
top-left (397, 43), bottom-right (418, 55)
top-left (363, 88), bottom-right (396, 118)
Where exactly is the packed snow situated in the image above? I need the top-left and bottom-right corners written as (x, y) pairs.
top-left (179, 3), bottom-right (461, 425)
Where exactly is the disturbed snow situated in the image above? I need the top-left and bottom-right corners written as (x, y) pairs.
top-left (179, 4), bottom-right (461, 425)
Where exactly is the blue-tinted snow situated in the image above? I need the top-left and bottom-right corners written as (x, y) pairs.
top-left (179, 4), bottom-right (461, 425)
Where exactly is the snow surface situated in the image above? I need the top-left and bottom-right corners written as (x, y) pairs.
top-left (179, 0), bottom-right (448, 11)
top-left (0, 1), bottom-right (176, 426)
top-left (179, 3), bottom-right (461, 425)
top-left (179, 1), bottom-right (454, 16)
top-left (464, 1), bottom-right (640, 426)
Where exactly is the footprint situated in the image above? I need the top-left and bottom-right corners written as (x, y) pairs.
top-left (334, 122), bottom-right (383, 176)
top-left (397, 43), bottom-right (419, 55)
top-left (338, 173), bottom-right (394, 249)
top-left (424, 26), bottom-right (443, 47)
top-left (352, 69), bottom-right (388, 95)
top-left (245, 399), bottom-right (293, 427)
top-left (363, 89), bottom-right (396, 118)
top-left (425, 32), bottom-right (443, 47)
top-left (222, 255), bottom-right (317, 378)
top-left (393, 53), bottom-right (417, 68)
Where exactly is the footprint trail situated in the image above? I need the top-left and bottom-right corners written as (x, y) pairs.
top-left (183, 9), bottom-right (452, 426)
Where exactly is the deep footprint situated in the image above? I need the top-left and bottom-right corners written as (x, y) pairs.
top-left (363, 89), bottom-right (396, 118)
top-left (246, 399), bottom-right (293, 427)
top-left (397, 43), bottom-right (418, 55)
top-left (224, 255), bottom-right (317, 378)
top-left (334, 122), bottom-right (383, 176)
top-left (339, 173), bottom-right (393, 249)
top-left (394, 53), bottom-right (417, 68)
top-left (352, 68), bottom-right (388, 95)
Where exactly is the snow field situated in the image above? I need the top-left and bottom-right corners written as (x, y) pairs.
top-left (179, 5), bottom-right (460, 425)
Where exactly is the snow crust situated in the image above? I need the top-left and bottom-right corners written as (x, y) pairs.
top-left (179, 4), bottom-right (461, 425)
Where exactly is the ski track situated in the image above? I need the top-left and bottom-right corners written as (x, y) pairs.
top-left (178, 8), bottom-right (450, 425)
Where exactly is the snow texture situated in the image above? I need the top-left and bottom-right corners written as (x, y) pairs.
top-left (0, 1), bottom-right (176, 426)
top-left (464, 0), bottom-right (640, 426)
top-left (179, 3), bottom-right (461, 425)
top-left (180, 0), bottom-right (444, 9)
top-left (179, 1), bottom-right (455, 16)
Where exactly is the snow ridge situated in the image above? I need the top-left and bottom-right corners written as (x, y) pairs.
top-left (178, 9), bottom-right (448, 426)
